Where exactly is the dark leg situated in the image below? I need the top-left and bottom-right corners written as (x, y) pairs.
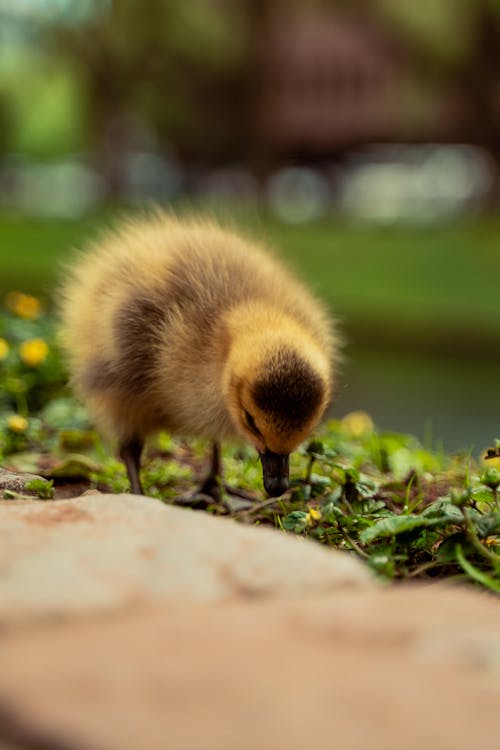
top-left (174, 441), bottom-right (223, 508)
top-left (198, 441), bottom-right (222, 500)
top-left (175, 441), bottom-right (255, 510)
top-left (119, 436), bottom-right (144, 495)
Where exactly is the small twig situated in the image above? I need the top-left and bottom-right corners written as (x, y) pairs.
top-left (338, 526), bottom-right (370, 559)
top-left (235, 494), bottom-right (287, 517)
top-left (407, 560), bottom-right (444, 578)
top-left (341, 494), bottom-right (354, 514)
top-left (222, 484), bottom-right (256, 501)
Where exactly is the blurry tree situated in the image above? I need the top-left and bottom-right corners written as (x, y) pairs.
top-left (0, 93), bottom-right (10, 157)
top-left (47, 0), bottom-right (249, 192)
top-left (348, 0), bottom-right (500, 195)
top-left (382, 0), bottom-right (500, 193)
top-left (45, 0), bottom-right (500, 194)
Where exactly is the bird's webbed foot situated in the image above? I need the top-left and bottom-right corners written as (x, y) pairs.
top-left (174, 474), bottom-right (224, 510)
top-left (173, 442), bottom-right (255, 511)
top-left (173, 442), bottom-right (222, 509)
top-left (174, 482), bottom-right (254, 512)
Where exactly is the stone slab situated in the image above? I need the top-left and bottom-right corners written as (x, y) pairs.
top-left (0, 586), bottom-right (499, 750)
top-left (0, 494), bottom-right (373, 623)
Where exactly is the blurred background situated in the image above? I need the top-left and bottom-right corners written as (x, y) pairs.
top-left (0, 0), bottom-right (499, 453)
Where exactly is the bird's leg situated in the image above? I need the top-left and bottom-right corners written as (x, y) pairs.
top-left (174, 441), bottom-right (222, 508)
top-left (175, 441), bottom-right (255, 510)
top-left (119, 435), bottom-right (144, 495)
top-left (198, 441), bottom-right (223, 500)
top-left (203, 442), bottom-right (256, 503)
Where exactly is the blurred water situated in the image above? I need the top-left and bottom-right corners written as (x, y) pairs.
top-left (335, 346), bottom-right (498, 456)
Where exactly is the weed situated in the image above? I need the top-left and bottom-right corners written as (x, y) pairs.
top-left (24, 477), bottom-right (55, 499)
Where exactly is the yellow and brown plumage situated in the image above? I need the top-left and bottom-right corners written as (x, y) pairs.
top-left (58, 212), bottom-right (340, 497)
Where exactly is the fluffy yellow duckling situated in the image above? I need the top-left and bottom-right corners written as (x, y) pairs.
top-left (58, 212), bottom-right (340, 497)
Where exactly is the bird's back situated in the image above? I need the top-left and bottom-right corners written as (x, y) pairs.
top-left (59, 212), bottom-right (336, 440)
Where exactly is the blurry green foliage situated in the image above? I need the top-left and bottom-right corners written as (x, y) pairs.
top-left (0, 291), bottom-right (68, 420)
top-left (1, 57), bottom-right (87, 157)
top-left (47, 0), bottom-right (250, 164)
top-left (2, 0), bottom-right (500, 170)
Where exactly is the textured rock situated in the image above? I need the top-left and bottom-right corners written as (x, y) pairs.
top-left (0, 468), bottom-right (47, 498)
top-left (0, 494), bottom-right (372, 623)
top-left (0, 586), bottom-right (499, 750)
top-left (0, 495), bottom-right (499, 749)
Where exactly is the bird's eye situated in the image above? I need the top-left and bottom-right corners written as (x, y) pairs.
top-left (244, 410), bottom-right (262, 438)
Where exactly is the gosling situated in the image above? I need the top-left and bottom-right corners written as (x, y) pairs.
top-left (58, 212), bottom-right (340, 498)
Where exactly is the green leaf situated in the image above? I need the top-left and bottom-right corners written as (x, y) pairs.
top-left (45, 454), bottom-right (101, 479)
top-left (455, 544), bottom-right (500, 594)
top-left (282, 510), bottom-right (309, 534)
top-left (360, 498), bottom-right (387, 514)
top-left (436, 532), bottom-right (469, 562)
top-left (321, 487), bottom-right (343, 507)
top-left (291, 484), bottom-right (311, 502)
top-left (309, 473), bottom-right (331, 486)
top-left (474, 513), bottom-right (500, 540)
top-left (355, 476), bottom-right (379, 499)
top-left (360, 514), bottom-right (451, 544)
top-left (25, 477), bottom-right (54, 499)
top-left (389, 447), bottom-right (417, 480)
top-left (42, 397), bottom-right (89, 429)
top-left (4, 452), bottom-right (43, 474)
top-left (470, 486), bottom-right (495, 505)
top-left (421, 499), bottom-right (463, 521)
top-left (368, 554), bottom-right (396, 578)
top-left (58, 428), bottom-right (96, 452)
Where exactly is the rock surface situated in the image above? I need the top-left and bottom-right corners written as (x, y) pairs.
top-left (0, 468), bottom-right (48, 497)
top-left (0, 587), bottom-right (499, 750)
top-left (0, 493), bottom-right (372, 623)
top-left (1, 494), bottom-right (500, 749)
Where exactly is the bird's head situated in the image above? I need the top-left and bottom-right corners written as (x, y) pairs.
top-left (223, 323), bottom-right (332, 497)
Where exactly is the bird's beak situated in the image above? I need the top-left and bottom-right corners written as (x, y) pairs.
top-left (259, 450), bottom-right (289, 497)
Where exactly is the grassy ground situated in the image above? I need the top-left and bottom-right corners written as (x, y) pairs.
top-left (3, 403), bottom-right (500, 593)
top-left (260, 215), bottom-right (500, 341)
top-left (1, 209), bottom-right (500, 352)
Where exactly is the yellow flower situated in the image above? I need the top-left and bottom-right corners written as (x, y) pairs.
top-left (7, 414), bottom-right (29, 433)
top-left (5, 291), bottom-right (42, 320)
top-left (342, 411), bottom-right (374, 438)
top-left (0, 338), bottom-right (9, 360)
top-left (19, 338), bottom-right (49, 367)
top-left (483, 453), bottom-right (500, 471)
top-left (306, 507), bottom-right (322, 526)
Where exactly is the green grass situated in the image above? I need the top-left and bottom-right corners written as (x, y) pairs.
top-left (1, 210), bottom-right (500, 351)
top-left (0, 213), bottom-right (106, 297)
top-left (259, 216), bottom-right (500, 352)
